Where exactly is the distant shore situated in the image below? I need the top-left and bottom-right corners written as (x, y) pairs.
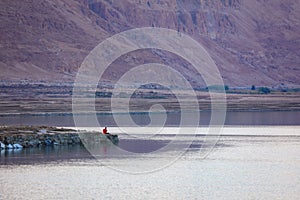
top-left (0, 92), bottom-right (299, 115)
top-left (0, 82), bottom-right (299, 116)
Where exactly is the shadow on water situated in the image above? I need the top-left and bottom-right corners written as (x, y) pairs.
top-left (118, 136), bottom-right (231, 154)
top-left (0, 134), bottom-right (234, 165)
top-left (118, 138), bottom-right (171, 153)
top-left (4, 134), bottom-right (296, 165)
top-left (0, 145), bottom-right (94, 165)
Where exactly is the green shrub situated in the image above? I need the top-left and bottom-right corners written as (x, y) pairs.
top-left (207, 85), bottom-right (228, 92)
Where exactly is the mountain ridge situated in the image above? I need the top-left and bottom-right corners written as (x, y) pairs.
top-left (0, 0), bottom-right (299, 87)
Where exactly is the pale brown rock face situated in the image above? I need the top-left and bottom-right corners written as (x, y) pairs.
top-left (0, 0), bottom-right (299, 87)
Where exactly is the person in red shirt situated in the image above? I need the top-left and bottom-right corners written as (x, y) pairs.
top-left (102, 127), bottom-right (108, 134)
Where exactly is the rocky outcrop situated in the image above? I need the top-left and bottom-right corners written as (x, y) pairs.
top-left (0, 126), bottom-right (119, 149)
top-left (0, 132), bottom-right (82, 148)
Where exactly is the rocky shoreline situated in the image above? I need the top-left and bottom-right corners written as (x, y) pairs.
top-left (0, 126), bottom-right (118, 149)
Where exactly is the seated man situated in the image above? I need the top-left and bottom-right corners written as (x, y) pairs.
top-left (102, 127), bottom-right (108, 134)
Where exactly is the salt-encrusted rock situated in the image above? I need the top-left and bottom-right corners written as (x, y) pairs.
top-left (0, 142), bottom-right (5, 149)
top-left (13, 143), bottom-right (23, 149)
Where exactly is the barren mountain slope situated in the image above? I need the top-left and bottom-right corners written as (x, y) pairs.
top-left (0, 0), bottom-right (299, 87)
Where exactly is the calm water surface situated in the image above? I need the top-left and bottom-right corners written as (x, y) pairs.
top-left (0, 111), bottom-right (299, 126)
top-left (1, 126), bottom-right (300, 199)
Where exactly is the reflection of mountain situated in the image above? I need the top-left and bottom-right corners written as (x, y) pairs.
top-left (0, 0), bottom-right (299, 87)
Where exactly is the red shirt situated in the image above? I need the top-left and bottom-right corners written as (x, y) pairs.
top-left (102, 128), bottom-right (107, 134)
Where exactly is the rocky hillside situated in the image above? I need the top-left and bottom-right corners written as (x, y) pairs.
top-left (0, 0), bottom-right (299, 87)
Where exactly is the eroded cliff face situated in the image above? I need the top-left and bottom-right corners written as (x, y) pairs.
top-left (0, 0), bottom-right (299, 87)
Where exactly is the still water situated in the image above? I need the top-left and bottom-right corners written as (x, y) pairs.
top-left (0, 110), bottom-right (299, 126)
top-left (1, 126), bottom-right (300, 199)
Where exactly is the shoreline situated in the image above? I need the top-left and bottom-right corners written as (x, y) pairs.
top-left (0, 108), bottom-right (300, 117)
top-left (73, 126), bottom-right (300, 136)
top-left (0, 126), bottom-right (119, 149)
